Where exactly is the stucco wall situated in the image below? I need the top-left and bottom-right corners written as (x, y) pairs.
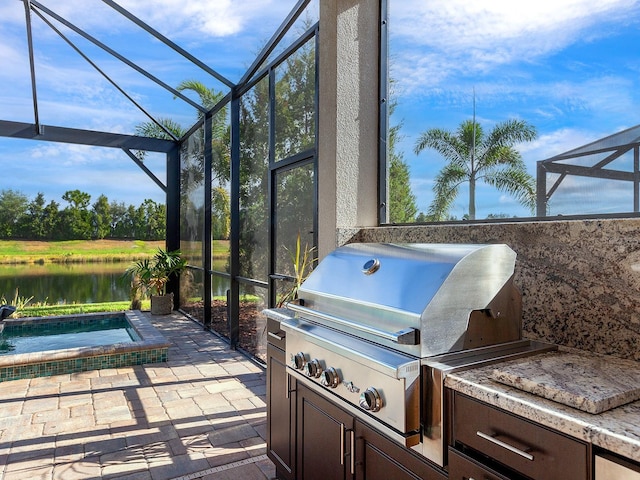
top-left (317, 0), bottom-right (380, 260)
top-left (346, 218), bottom-right (640, 361)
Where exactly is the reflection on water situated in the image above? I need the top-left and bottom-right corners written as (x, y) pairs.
top-left (0, 262), bottom-right (227, 305)
top-left (0, 263), bottom-right (131, 304)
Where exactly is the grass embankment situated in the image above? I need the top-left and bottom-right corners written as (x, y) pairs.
top-left (0, 239), bottom-right (166, 264)
top-left (18, 300), bottom-right (151, 317)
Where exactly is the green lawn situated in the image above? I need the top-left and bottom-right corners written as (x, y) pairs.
top-left (17, 300), bottom-right (151, 317)
top-left (0, 239), bottom-right (165, 264)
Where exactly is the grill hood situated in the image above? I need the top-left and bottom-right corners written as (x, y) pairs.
top-left (292, 243), bottom-right (522, 357)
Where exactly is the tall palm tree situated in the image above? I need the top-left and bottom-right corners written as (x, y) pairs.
top-left (414, 119), bottom-right (537, 220)
top-left (135, 80), bottom-right (231, 239)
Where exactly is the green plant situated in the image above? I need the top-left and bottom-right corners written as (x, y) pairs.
top-left (122, 248), bottom-right (187, 298)
top-left (277, 233), bottom-right (316, 307)
top-left (1, 287), bottom-right (34, 318)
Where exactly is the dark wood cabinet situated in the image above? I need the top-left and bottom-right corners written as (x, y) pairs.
top-left (280, 378), bottom-right (450, 480)
top-left (450, 391), bottom-right (590, 480)
top-left (267, 341), bottom-right (295, 480)
top-left (296, 382), bottom-right (355, 480)
top-left (355, 420), bottom-right (447, 480)
top-left (448, 447), bottom-right (512, 480)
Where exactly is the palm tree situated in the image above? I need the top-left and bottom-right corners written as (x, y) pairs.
top-left (414, 119), bottom-right (537, 220)
top-left (135, 80), bottom-right (231, 234)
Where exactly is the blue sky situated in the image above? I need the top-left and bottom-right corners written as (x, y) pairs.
top-left (1, 0), bottom-right (639, 218)
top-left (0, 0), bottom-right (304, 207)
top-left (390, 0), bottom-right (640, 218)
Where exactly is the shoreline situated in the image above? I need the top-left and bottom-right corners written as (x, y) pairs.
top-left (0, 239), bottom-right (228, 265)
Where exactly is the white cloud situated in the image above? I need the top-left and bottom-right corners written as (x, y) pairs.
top-left (92, 0), bottom-right (296, 39)
top-left (393, 0), bottom-right (637, 52)
top-left (0, 42), bottom-right (28, 82)
top-left (14, 142), bottom-right (166, 205)
top-left (0, 3), bottom-right (28, 25)
top-left (391, 0), bottom-right (640, 94)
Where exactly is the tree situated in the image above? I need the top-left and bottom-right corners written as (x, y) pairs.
top-left (61, 189), bottom-right (93, 239)
top-left (135, 80), bottom-right (231, 245)
top-left (414, 119), bottom-right (537, 220)
top-left (0, 189), bottom-right (29, 238)
top-left (24, 193), bottom-right (45, 239)
top-left (387, 87), bottom-right (418, 223)
top-left (389, 156), bottom-right (417, 223)
top-left (92, 194), bottom-right (112, 239)
top-left (274, 35), bottom-right (316, 158)
top-left (42, 199), bottom-right (61, 239)
top-left (135, 117), bottom-right (185, 142)
top-left (109, 201), bottom-right (129, 238)
top-left (138, 199), bottom-right (165, 240)
top-left (238, 76), bottom-right (270, 281)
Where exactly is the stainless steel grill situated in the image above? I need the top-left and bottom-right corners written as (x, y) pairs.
top-left (265, 242), bottom-right (554, 468)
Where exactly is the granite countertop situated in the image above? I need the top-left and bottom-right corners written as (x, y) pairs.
top-left (444, 347), bottom-right (640, 462)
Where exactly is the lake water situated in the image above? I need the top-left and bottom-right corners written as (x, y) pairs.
top-left (0, 263), bottom-right (131, 304)
top-left (0, 262), bottom-right (227, 305)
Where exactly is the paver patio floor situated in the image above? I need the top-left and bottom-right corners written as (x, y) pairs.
top-left (0, 312), bottom-right (275, 480)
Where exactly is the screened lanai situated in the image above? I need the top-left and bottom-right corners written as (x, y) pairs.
top-left (537, 124), bottom-right (640, 217)
top-left (1, 0), bottom-right (327, 363)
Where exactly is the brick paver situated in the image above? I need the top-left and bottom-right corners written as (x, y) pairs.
top-left (0, 312), bottom-right (274, 480)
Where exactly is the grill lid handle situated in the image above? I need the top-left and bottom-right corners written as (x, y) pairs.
top-left (285, 303), bottom-right (420, 345)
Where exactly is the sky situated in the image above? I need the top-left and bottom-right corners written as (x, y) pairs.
top-left (0, 0), bottom-right (305, 207)
top-left (390, 0), bottom-right (640, 218)
top-left (1, 0), bottom-right (639, 218)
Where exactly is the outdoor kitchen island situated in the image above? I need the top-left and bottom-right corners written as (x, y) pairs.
top-left (265, 241), bottom-right (640, 479)
top-left (266, 242), bottom-right (554, 480)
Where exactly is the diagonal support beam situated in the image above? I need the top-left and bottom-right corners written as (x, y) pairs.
top-left (29, 7), bottom-right (180, 142)
top-left (122, 148), bottom-right (167, 193)
top-left (30, 0), bottom-right (207, 114)
top-left (102, 0), bottom-right (235, 89)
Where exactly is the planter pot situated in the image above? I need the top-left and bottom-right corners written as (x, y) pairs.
top-left (151, 293), bottom-right (173, 315)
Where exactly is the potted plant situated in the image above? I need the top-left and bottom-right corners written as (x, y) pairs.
top-left (123, 248), bottom-right (187, 315)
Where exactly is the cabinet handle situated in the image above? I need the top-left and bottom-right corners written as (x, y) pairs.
top-left (340, 424), bottom-right (345, 466)
top-left (285, 373), bottom-right (295, 399)
top-left (476, 431), bottom-right (534, 461)
top-left (347, 429), bottom-right (355, 475)
top-left (285, 372), bottom-right (289, 399)
top-left (268, 331), bottom-right (285, 341)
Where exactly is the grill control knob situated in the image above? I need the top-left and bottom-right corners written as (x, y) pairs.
top-left (320, 367), bottom-right (340, 388)
top-left (292, 352), bottom-right (306, 370)
top-left (304, 358), bottom-right (322, 378)
top-left (359, 387), bottom-right (382, 412)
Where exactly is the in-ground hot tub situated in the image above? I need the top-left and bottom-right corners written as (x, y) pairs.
top-left (0, 310), bottom-right (169, 382)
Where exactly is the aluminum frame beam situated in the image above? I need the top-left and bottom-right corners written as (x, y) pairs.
top-left (0, 120), bottom-right (175, 152)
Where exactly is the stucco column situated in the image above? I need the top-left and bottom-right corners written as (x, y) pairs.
top-left (318, 0), bottom-right (381, 259)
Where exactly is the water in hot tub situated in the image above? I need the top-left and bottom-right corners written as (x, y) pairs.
top-left (0, 316), bottom-right (137, 355)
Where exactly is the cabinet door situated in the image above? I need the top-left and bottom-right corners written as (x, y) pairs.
top-left (355, 421), bottom-right (447, 480)
top-left (296, 383), bottom-right (354, 480)
top-left (267, 343), bottom-right (295, 480)
top-left (448, 447), bottom-right (512, 480)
